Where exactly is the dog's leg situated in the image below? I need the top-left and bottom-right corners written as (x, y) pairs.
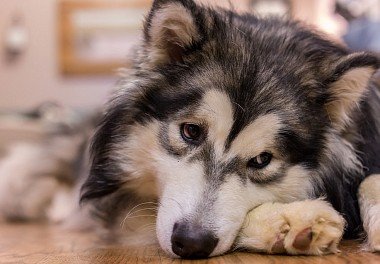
top-left (358, 174), bottom-right (380, 252)
top-left (236, 200), bottom-right (345, 255)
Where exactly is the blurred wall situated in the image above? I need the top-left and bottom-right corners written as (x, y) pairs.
top-left (0, 0), bottom-right (338, 111)
top-left (0, 0), bottom-right (115, 110)
top-left (0, 0), bottom-right (251, 111)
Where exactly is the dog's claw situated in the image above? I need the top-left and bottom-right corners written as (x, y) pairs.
top-left (271, 238), bottom-right (286, 254)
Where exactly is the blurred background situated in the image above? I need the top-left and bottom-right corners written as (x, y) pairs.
top-left (1, 0), bottom-right (379, 111)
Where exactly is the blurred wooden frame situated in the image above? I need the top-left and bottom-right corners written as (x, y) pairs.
top-left (59, 0), bottom-right (151, 75)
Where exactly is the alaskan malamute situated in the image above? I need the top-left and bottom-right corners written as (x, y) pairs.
top-left (2, 0), bottom-right (380, 259)
top-left (80, 0), bottom-right (380, 258)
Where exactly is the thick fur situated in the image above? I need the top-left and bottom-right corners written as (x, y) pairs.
top-left (79, 0), bottom-right (380, 258)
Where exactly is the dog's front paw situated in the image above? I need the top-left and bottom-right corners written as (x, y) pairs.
top-left (236, 200), bottom-right (345, 255)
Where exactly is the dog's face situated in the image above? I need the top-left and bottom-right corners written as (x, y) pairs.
top-left (151, 90), bottom-right (318, 257)
top-left (81, 0), bottom-right (379, 258)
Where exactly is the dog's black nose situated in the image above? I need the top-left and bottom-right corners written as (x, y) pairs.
top-left (171, 222), bottom-right (219, 259)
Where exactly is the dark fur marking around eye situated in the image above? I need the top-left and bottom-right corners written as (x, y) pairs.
top-left (247, 162), bottom-right (287, 185)
top-left (249, 171), bottom-right (285, 185)
top-left (225, 114), bottom-right (248, 150)
top-left (134, 84), bottom-right (203, 123)
top-left (276, 128), bottom-right (321, 168)
top-left (187, 144), bottom-right (245, 184)
top-left (188, 143), bottom-right (216, 174)
top-left (220, 157), bottom-right (247, 184)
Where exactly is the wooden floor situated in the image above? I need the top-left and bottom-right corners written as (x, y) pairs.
top-left (0, 223), bottom-right (379, 264)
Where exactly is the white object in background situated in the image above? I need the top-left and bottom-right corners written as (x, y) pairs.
top-left (4, 14), bottom-right (28, 58)
top-left (250, 0), bottom-right (291, 16)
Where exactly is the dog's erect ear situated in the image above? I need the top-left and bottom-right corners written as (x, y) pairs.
top-left (325, 52), bottom-right (379, 130)
top-left (143, 0), bottom-right (204, 65)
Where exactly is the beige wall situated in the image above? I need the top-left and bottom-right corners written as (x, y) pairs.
top-left (0, 0), bottom-right (252, 111)
top-left (199, 0), bottom-right (250, 10)
top-left (0, 0), bottom-right (115, 110)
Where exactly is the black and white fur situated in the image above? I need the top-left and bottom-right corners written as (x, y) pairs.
top-left (78, 0), bottom-right (380, 258)
top-left (1, 0), bottom-right (379, 259)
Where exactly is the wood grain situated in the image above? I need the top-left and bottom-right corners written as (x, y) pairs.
top-left (0, 223), bottom-right (379, 263)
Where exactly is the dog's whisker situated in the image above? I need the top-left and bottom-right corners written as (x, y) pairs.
top-left (120, 202), bottom-right (158, 228)
top-left (160, 196), bottom-right (183, 211)
top-left (121, 214), bottom-right (157, 231)
top-left (128, 207), bottom-right (158, 215)
top-left (137, 223), bottom-right (157, 232)
top-left (232, 101), bottom-right (245, 112)
top-left (121, 214), bottom-right (153, 230)
top-left (124, 214), bottom-right (157, 219)
top-left (120, 208), bottom-right (157, 227)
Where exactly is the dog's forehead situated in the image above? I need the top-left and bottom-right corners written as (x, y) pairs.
top-left (195, 89), bottom-right (283, 157)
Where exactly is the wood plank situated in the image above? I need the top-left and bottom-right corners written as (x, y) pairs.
top-left (0, 223), bottom-right (379, 263)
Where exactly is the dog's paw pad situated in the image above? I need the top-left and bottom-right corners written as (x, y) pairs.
top-left (292, 227), bottom-right (312, 251)
top-left (288, 226), bottom-right (341, 255)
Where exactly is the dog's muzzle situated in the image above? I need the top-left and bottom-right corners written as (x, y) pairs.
top-left (171, 221), bottom-right (219, 259)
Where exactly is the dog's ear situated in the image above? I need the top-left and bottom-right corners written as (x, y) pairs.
top-left (325, 52), bottom-right (379, 130)
top-left (143, 0), bottom-right (204, 65)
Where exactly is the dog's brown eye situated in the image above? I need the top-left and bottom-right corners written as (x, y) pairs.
top-left (181, 123), bottom-right (202, 143)
top-left (247, 152), bottom-right (272, 169)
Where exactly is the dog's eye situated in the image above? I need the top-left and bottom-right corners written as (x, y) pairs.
top-left (181, 123), bottom-right (202, 143)
top-left (247, 152), bottom-right (272, 169)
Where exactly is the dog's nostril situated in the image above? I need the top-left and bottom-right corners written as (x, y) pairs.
top-left (171, 222), bottom-right (219, 259)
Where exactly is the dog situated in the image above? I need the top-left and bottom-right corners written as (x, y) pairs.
top-left (1, 0), bottom-right (379, 259)
top-left (78, 0), bottom-right (380, 258)
top-left (79, 0), bottom-right (380, 258)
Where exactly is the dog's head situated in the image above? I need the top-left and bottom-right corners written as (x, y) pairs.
top-left (81, 0), bottom-right (380, 258)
